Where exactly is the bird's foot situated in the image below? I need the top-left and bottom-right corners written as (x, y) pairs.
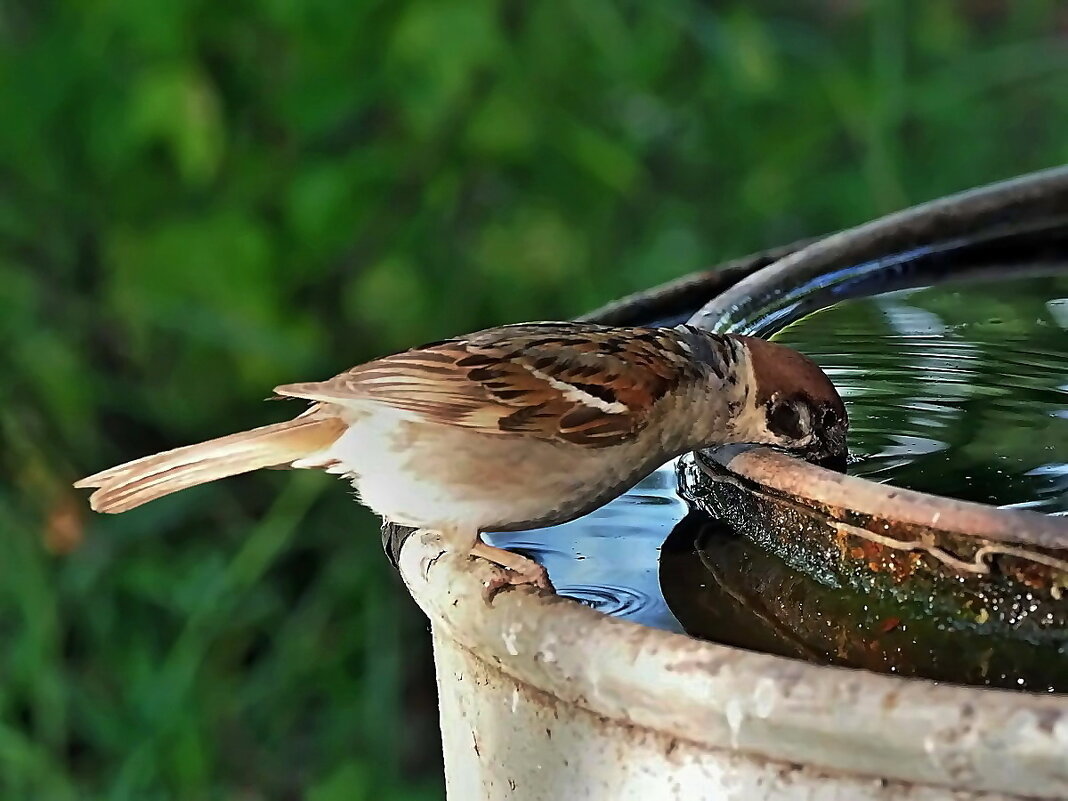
top-left (480, 563), bottom-right (554, 602)
top-left (470, 541), bottom-right (555, 602)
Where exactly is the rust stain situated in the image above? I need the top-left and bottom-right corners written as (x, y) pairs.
top-left (839, 528), bottom-right (927, 583)
top-left (878, 617), bottom-right (902, 634)
top-left (1002, 558), bottom-right (1065, 592)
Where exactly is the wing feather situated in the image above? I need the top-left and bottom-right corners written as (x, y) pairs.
top-left (273, 323), bottom-right (698, 447)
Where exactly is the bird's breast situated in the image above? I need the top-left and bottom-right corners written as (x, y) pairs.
top-left (322, 408), bottom-right (681, 532)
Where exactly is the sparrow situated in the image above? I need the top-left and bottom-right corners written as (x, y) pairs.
top-left (75, 322), bottom-right (847, 593)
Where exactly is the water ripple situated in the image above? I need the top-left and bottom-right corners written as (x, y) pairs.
top-left (487, 461), bottom-right (687, 632)
top-left (773, 272), bottom-right (1068, 513)
top-left (560, 584), bottom-right (653, 616)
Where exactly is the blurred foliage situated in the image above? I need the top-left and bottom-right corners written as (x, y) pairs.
top-left (0, 0), bottom-right (1067, 798)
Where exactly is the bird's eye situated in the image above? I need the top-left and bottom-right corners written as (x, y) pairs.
top-left (822, 408), bottom-right (839, 429)
top-left (767, 400), bottom-right (808, 440)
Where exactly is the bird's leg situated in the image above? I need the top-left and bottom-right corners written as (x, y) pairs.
top-left (468, 534), bottom-right (554, 599)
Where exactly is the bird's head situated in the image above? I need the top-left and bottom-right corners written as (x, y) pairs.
top-left (729, 335), bottom-right (848, 469)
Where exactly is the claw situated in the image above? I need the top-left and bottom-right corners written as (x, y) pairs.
top-left (480, 561), bottom-right (554, 603)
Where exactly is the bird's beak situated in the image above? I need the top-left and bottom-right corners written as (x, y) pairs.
top-left (803, 425), bottom-right (848, 473)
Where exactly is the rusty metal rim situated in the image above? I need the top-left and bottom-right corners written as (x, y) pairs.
top-left (697, 446), bottom-right (1068, 550)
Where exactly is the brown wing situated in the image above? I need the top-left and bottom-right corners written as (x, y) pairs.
top-left (273, 322), bottom-right (698, 447)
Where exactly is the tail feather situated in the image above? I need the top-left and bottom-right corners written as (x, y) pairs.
top-left (75, 416), bottom-right (347, 514)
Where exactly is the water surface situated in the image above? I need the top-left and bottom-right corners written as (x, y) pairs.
top-left (486, 461), bottom-right (686, 632)
top-left (772, 273), bottom-right (1068, 513)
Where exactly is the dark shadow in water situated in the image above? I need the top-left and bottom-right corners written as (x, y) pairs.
top-left (660, 513), bottom-right (1067, 693)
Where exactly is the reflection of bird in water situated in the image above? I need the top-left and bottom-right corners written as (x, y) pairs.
top-left (75, 321), bottom-right (846, 595)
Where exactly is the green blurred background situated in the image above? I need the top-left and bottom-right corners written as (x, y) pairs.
top-left (1, 1), bottom-right (1066, 798)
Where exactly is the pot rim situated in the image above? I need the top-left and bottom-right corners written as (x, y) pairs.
top-left (400, 530), bottom-right (1068, 798)
top-left (697, 446), bottom-right (1068, 551)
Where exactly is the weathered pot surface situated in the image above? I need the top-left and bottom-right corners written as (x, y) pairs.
top-left (399, 531), bottom-right (1068, 800)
